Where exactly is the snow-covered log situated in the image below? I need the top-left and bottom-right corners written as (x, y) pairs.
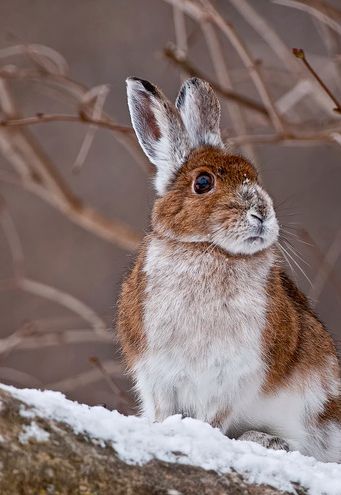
top-left (0, 385), bottom-right (340, 495)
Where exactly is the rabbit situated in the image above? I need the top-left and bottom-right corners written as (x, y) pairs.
top-left (117, 76), bottom-right (341, 462)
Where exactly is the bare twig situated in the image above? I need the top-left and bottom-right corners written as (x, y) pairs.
top-left (0, 195), bottom-right (25, 279)
top-left (229, 0), bottom-right (301, 74)
top-left (47, 359), bottom-right (123, 392)
top-left (274, 0), bottom-right (341, 37)
top-left (0, 79), bottom-right (142, 251)
top-left (224, 125), bottom-right (341, 145)
top-left (300, 228), bottom-right (341, 303)
top-left (89, 356), bottom-right (131, 408)
top-left (309, 228), bottom-right (341, 302)
top-left (163, 0), bottom-right (286, 133)
top-left (200, 19), bottom-right (257, 161)
top-left (0, 198), bottom-right (110, 338)
top-left (173, 5), bottom-right (188, 62)
top-left (293, 48), bottom-right (341, 113)
top-left (163, 45), bottom-right (269, 118)
top-left (17, 278), bottom-right (108, 336)
top-left (0, 44), bottom-right (69, 75)
top-left (72, 84), bottom-right (110, 172)
top-left (0, 63), bottom-right (151, 173)
top-left (0, 329), bottom-right (112, 356)
top-left (0, 113), bottom-right (133, 140)
top-left (0, 367), bottom-right (42, 387)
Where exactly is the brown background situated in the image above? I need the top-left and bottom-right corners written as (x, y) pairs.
top-left (0, 0), bottom-right (340, 413)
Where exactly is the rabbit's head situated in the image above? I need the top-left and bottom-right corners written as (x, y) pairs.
top-left (127, 77), bottom-right (278, 255)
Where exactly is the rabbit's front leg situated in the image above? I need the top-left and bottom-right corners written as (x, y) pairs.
top-left (136, 367), bottom-right (176, 421)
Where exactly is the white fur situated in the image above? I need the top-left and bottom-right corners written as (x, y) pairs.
top-left (135, 237), bottom-right (269, 421)
top-left (133, 237), bottom-right (341, 462)
top-left (175, 78), bottom-right (224, 149)
top-left (211, 183), bottom-right (279, 256)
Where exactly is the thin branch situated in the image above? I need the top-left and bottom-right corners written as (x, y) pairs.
top-left (163, 45), bottom-right (269, 118)
top-left (293, 48), bottom-right (341, 113)
top-left (202, 0), bottom-right (286, 133)
top-left (0, 329), bottom-right (112, 357)
top-left (0, 43), bottom-right (69, 75)
top-left (0, 113), bottom-right (133, 137)
top-left (309, 228), bottom-right (341, 302)
top-left (274, 0), bottom-right (341, 37)
top-left (225, 125), bottom-right (341, 145)
top-left (0, 171), bottom-right (142, 250)
top-left (0, 80), bottom-right (142, 251)
top-left (0, 198), bottom-right (109, 339)
top-left (229, 0), bottom-right (301, 75)
top-left (163, 0), bottom-right (286, 133)
top-left (173, 5), bottom-right (188, 60)
top-left (72, 84), bottom-right (110, 172)
top-left (47, 359), bottom-right (123, 392)
top-left (200, 20), bottom-right (258, 161)
top-left (0, 64), bottom-right (151, 173)
top-left (89, 356), bottom-right (131, 408)
top-left (299, 228), bottom-right (341, 304)
top-left (17, 278), bottom-right (108, 336)
top-left (5, 114), bottom-right (339, 147)
top-left (0, 367), bottom-right (42, 387)
top-left (0, 195), bottom-right (25, 279)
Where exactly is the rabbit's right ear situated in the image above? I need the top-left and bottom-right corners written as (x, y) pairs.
top-left (126, 77), bottom-right (191, 195)
top-left (175, 78), bottom-right (223, 149)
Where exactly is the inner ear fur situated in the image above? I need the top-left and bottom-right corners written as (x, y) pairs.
top-left (176, 77), bottom-right (223, 149)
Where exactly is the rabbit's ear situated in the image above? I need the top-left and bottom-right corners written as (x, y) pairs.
top-left (175, 78), bottom-right (223, 149)
top-left (126, 77), bottom-right (191, 195)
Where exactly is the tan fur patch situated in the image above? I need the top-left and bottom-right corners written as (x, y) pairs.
top-left (116, 242), bottom-right (148, 369)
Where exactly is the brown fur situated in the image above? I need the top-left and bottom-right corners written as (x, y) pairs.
top-left (262, 268), bottom-right (339, 394)
top-left (117, 242), bottom-right (148, 369)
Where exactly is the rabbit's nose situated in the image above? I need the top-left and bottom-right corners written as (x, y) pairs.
top-left (248, 211), bottom-right (264, 225)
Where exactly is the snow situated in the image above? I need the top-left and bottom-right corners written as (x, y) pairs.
top-left (2, 383), bottom-right (341, 495)
top-left (19, 420), bottom-right (50, 444)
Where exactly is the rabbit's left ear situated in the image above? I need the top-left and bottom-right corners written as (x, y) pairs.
top-left (126, 77), bottom-right (191, 196)
top-left (176, 78), bottom-right (223, 149)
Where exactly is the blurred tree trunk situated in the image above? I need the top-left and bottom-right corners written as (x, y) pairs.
top-left (0, 388), bottom-right (303, 495)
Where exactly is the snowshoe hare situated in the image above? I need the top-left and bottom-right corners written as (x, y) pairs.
top-left (117, 76), bottom-right (341, 462)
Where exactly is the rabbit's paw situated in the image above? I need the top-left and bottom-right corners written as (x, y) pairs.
top-left (238, 430), bottom-right (289, 452)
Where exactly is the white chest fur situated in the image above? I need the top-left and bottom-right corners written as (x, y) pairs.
top-left (134, 237), bottom-right (272, 427)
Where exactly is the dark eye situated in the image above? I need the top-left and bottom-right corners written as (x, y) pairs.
top-left (193, 173), bottom-right (214, 194)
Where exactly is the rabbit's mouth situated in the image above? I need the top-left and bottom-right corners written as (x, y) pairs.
top-left (211, 209), bottom-right (279, 256)
top-left (246, 236), bottom-right (264, 243)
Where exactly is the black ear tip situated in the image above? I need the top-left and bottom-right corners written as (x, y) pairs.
top-left (176, 77), bottom-right (208, 108)
top-left (186, 77), bottom-right (202, 88)
top-left (126, 77), bottom-right (158, 96)
top-left (175, 85), bottom-right (186, 108)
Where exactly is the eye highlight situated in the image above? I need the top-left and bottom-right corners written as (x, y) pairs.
top-left (193, 173), bottom-right (214, 194)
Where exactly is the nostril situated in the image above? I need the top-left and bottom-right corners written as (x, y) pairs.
top-left (250, 212), bottom-right (263, 224)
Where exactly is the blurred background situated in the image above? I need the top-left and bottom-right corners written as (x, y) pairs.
top-left (0, 0), bottom-right (340, 413)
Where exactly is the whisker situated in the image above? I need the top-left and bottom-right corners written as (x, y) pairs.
top-left (281, 222), bottom-right (301, 226)
top-left (280, 229), bottom-right (313, 247)
top-left (279, 242), bottom-right (312, 287)
top-left (280, 238), bottom-right (310, 267)
top-left (278, 243), bottom-right (295, 274)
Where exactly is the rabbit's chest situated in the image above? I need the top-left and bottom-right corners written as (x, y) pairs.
top-left (139, 238), bottom-right (269, 411)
